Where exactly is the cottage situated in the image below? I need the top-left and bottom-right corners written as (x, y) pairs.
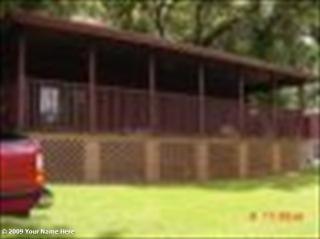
top-left (0, 11), bottom-right (314, 183)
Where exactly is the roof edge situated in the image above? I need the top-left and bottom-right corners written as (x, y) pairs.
top-left (4, 10), bottom-right (316, 82)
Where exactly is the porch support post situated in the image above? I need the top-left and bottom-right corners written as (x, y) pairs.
top-left (238, 72), bottom-right (245, 137)
top-left (271, 74), bottom-right (281, 173)
top-left (271, 74), bottom-right (278, 138)
top-left (17, 33), bottom-right (27, 130)
top-left (148, 53), bottom-right (156, 133)
top-left (198, 63), bottom-right (206, 135)
top-left (297, 83), bottom-right (306, 138)
top-left (88, 46), bottom-right (97, 132)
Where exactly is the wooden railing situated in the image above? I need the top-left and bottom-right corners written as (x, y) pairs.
top-left (157, 92), bottom-right (199, 134)
top-left (97, 86), bottom-right (149, 133)
top-left (28, 79), bottom-right (89, 132)
top-left (26, 79), bottom-right (305, 138)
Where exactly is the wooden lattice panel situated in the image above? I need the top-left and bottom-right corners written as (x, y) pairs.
top-left (40, 138), bottom-right (85, 183)
top-left (159, 143), bottom-right (197, 182)
top-left (208, 143), bottom-right (238, 178)
top-left (247, 140), bottom-right (273, 177)
top-left (280, 140), bottom-right (300, 171)
top-left (99, 141), bottom-right (146, 183)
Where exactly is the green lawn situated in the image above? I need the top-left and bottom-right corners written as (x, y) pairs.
top-left (1, 169), bottom-right (319, 238)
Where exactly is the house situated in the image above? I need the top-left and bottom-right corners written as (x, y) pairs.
top-left (0, 11), bottom-right (315, 183)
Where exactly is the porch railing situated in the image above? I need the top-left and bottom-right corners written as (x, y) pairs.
top-left (97, 86), bottom-right (149, 133)
top-left (26, 79), bottom-right (305, 138)
top-left (28, 79), bottom-right (89, 132)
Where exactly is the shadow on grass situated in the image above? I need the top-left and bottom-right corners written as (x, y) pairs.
top-left (52, 169), bottom-right (319, 194)
top-left (96, 231), bottom-right (124, 239)
top-left (200, 169), bottom-right (319, 192)
top-left (121, 168), bottom-right (320, 192)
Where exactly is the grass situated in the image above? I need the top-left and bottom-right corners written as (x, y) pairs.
top-left (1, 169), bottom-right (319, 238)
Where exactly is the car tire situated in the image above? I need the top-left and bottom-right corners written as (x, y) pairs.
top-left (13, 211), bottom-right (30, 218)
top-left (37, 188), bottom-right (53, 209)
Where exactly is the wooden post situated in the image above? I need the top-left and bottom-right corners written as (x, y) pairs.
top-left (238, 73), bottom-right (245, 137)
top-left (271, 74), bottom-right (278, 138)
top-left (84, 139), bottom-right (101, 183)
top-left (88, 46), bottom-right (97, 132)
top-left (271, 75), bottom-right (282, 173)
top-left (17, 33), bottom-right (27, 130)
top-left (197, 141), bottom-right (208, 181)
top-left (198, 64), bottom-right (206, 135)
top-left (297, 84), bottom-right (306, 139)
top-left (145, 139), bottom-right (160, 182)
top-left (148, 53), bottom-right (156, 133)
top-left (272, 142), bottom-right (281, 173)
top-left (239, 141), bottom-right (248, 178)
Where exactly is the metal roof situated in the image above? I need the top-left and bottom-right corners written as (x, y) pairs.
top-left (2, 11), bottom-right (315, 84)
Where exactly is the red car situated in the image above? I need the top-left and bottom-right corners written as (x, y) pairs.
top-left (0, 132), bottom-right (51, 216)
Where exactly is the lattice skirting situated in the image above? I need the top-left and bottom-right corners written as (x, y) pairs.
top-left (31, 134), bottom-right (304, 183)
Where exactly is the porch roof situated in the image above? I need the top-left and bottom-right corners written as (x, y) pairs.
top-left (2, 11), bottom-right (314, 85)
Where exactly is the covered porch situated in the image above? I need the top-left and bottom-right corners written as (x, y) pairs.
top-left (1, 12), bottom-right (310, 139)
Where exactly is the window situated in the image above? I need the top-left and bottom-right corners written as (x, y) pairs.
top-left (39, 86), bottom-right (60, 123)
